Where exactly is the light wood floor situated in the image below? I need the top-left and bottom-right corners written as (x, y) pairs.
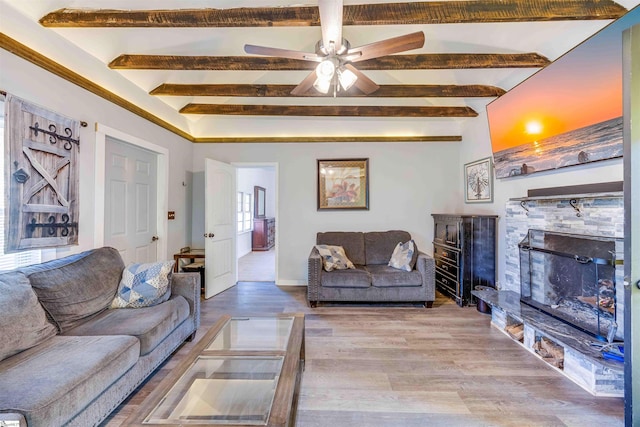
top-left (102, 283), bottom-right (624, 427)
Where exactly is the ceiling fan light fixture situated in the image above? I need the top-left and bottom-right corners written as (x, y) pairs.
top-left (313, 77), bottom-right (332, 94)
top-left (337, 67), bottom-right (357, 91)
top-left (315, 59), bottom-right (336, 81)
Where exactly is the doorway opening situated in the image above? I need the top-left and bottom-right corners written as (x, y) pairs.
top-left (235, 164), bottom-right (277, 283)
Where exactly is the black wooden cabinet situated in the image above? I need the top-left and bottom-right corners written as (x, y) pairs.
top-left (432, 214), bottom-right (497, 306)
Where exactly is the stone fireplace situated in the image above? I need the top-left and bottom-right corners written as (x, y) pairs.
top-left (472, 184), bottom-right (625, 396)
top-left (503, 191), bottom-right (625, 340)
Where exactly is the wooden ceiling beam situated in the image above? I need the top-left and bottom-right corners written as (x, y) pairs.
top-left (110, 53), bottom-right (550, 70)
top-left (0, 33), bottom-right (194, 142)
top-left (40, 0), bottom-right (627, 27)
top-left (0, 34), bottom-right (469, 144)
top-left (151, 83), bottom-right (506, 97)
top-left (179, 104), bottom-right (478, 117)
top-left (193, 136), bottom-right (463, 143)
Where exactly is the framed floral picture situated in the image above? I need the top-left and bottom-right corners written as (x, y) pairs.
top-left (317, 158), bottom-right (369, 210)
top-left (464, 157), bottom-right (493, 203)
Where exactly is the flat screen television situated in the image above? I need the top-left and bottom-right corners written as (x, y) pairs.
top-left (487, 7), bottom-right (639, 179)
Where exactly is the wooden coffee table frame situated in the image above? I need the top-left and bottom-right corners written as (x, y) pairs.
top-left (123, 313), bottom-right (305, 427)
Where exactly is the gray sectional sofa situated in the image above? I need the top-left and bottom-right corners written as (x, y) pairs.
top-left (0, 247), bottom-right (201, 427)
top-left (308, 230), bottom-right (435, 307)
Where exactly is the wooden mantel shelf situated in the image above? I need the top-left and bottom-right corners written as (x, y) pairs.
top-left (510, 191), bottom-right (623, 202)
top-left (510, 181), bottom-right (623, 202)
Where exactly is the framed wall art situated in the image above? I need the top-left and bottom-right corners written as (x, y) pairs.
top-left (464, 157), bottom-right (493, 203)
top-left (317, 158), bottom-right (369, 210)
top-left (4, 94), bottom-right (80, 252)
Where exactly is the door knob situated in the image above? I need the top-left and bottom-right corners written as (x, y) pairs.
top-left (204, 233), bottom-right (215, 238)
top-left (151, 235), bottom-right (159, 242)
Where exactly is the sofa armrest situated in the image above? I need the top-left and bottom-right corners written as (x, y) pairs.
top-left (416, 252), bottom-right (436, 303)
top-left (172, 272), bottom-right (201, 331)
top-left (0, 413), bottom-right (27, 427)
top-left (307, 247), bottom-right (323, 305)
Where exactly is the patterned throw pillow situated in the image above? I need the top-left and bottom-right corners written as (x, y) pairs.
top-left (111, 261), bottom-right (175, 308)
top-left (388, 240), bottom-right (417, 271)
top-left (315, 245), bottom-right (356, 272)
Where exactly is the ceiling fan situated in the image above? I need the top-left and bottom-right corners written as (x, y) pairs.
top-left (244, 0), bottom-right (425, 96)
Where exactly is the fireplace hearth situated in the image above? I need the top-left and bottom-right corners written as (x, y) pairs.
top-left (518, 229), bottom-right (621, 341)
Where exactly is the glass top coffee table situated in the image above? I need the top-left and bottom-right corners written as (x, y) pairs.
top-left (124, 314), bottom-right (305, 427)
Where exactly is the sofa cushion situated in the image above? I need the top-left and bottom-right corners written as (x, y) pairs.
top-left (0, 272), bottom-right (57, 362)
top-left (65, 295), bottom-right (190, 355)
top-left (0, 334), bottom-right (139, 427)
top-left (388, 240), bottom-right (417, 272)
top-left (20, 247), bottom-right (125, 333)
top-left (315, 245), bottom-right (355, 272)
top-left (365, 230), bottom-right (412, 265)
top-left (317, 232), bottom-right (365, 265)
top-left (320, 266), bottom-right (371, 288)
top-left (367, 264), bottom-right (423, 287)
top-left (111, 260), bottom-right (175, 308)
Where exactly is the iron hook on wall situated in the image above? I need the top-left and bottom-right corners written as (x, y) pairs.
top-left (569, 199), bottom-right (582, 217)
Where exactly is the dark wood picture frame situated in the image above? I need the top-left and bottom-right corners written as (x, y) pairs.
top-left (317, 158), bottom-right (369, 210)
top-left (254, 185), bottom-right (266, 218)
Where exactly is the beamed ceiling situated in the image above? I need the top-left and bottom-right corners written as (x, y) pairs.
top-left (1, 0), bottom-right (639, 143)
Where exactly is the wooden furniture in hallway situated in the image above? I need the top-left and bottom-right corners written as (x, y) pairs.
top-left (252, 217), bottom-right (275, 251)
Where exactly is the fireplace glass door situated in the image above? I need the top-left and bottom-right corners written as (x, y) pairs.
top-left (519, 229), bottom-right (619, 340)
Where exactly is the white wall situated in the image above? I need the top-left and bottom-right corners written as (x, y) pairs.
top-left (459, 101), bottom-right (623, 290)
top-left (0, 50), bottom-right (194, 260)
top-left (192, 142), bottom-right (462, 285)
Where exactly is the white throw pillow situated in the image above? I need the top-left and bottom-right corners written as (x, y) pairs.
top-left (388, 240), bottom-right (416, 271)
top-left (315, 245), bottom-right (356, 272)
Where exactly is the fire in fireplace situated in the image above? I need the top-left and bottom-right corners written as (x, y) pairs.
top-left (518, 229), bottom-right (621, 340)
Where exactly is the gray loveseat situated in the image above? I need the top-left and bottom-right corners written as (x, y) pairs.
top-left (0, 247), bottom-right (201, 427)
top-left (308, 230), bottom-right (435, 307)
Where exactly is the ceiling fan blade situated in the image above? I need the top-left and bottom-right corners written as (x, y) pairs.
top-left (319, 0), bottom-right (343, 53)
top-left (290, 71), bottom-right (318, 96)
top-left (344, 64), bottom-right (379, 95)
top-left (244, 44), bottom-right (322, 62)
top-left (349, 31), bottom-right (425, 63)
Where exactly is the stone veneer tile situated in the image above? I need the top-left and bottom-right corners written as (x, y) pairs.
top-left (504, 195), bottom-right (625, 339)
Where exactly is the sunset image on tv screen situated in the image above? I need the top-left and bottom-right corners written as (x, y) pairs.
top-left (486, 7), bottom-right (638, 179)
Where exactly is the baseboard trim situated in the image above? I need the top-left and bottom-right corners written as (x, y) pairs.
top-left (277, 279), bottom-right (307, 287)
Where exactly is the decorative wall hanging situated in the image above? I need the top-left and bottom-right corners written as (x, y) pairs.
top-left (464, 157), bottom-right (493, 203)
top-left (317, 158), bottom-right (369, 210)
top-left (4, 94), bottom-right (79, 252)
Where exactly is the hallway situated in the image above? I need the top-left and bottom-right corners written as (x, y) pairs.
top-left (238, 248), bottom-right (275, 282)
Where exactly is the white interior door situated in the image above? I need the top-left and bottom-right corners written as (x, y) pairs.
top-left (104, 136), bottom-right (158, 265)
top-left (204, 158), bottom-right (237, 298)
